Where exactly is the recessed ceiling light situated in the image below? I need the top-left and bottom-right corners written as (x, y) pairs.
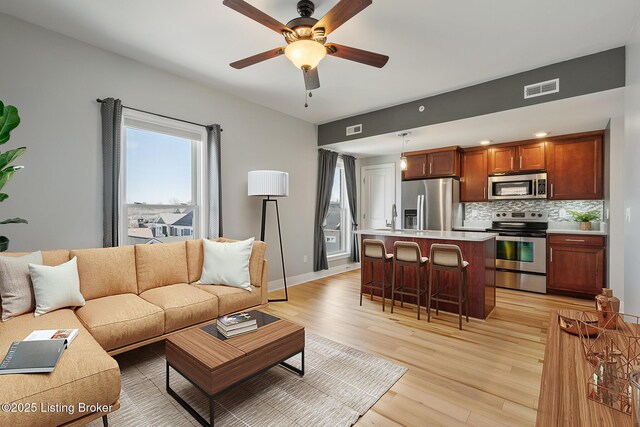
top-left (480, 140), bottom-right (491, 145)
top-left (535, 132), bottom-right (549, 138)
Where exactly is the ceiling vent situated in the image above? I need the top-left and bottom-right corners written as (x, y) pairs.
top-left (346, 124), bottom-right (363, 136)
top-left (524, 78), bottom-right (559, 99)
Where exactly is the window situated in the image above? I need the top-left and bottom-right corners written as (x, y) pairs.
top-left (120, 110), bottom-right (207, 245)
top-left (323, 158), bottom-right (351, 257)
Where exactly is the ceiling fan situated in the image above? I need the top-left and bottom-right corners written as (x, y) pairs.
top-left (223, 0), bottom-right (389, 92)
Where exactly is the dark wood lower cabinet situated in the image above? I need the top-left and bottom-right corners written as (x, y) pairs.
top-left (547, 234), bottom-right (606, 298)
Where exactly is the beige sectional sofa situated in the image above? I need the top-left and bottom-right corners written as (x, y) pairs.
top-left (0, 238), bottom-right (268, 427)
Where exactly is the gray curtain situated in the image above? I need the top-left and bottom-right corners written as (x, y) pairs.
top-left (206, 124), bottom-right (223, 238)
top-left (342, 154), bottom-right (359, 262)
top-left (314, 149), bottom-right (339, 271)
top-left (101, 98), bottom-right (122, 247)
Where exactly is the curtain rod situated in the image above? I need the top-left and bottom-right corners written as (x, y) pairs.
top-left (96, 99), bottom-right (221, 131)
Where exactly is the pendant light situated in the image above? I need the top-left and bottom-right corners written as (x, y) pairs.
top-left (398, 132), bottom-right (410, 171)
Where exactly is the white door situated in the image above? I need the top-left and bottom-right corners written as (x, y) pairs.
top-left (361, 163), bottom-right (396, 230)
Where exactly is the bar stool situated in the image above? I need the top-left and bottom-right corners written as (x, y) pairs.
top-left (427, 243), bottom-right (469, 330)
top-left (391, 241), bottom-right (428, 319)
top-left (361, 239), bottom-right (393, 311)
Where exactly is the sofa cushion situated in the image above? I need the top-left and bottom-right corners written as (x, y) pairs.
top-left (139, 284), bottom-right (218, 333)
top-left (1, 249), bottom-right (70, 266)
top-left (0, 251), bottom-right (42, 321)
top-left (75, 294), bottom-right (164, 351)
top-left (135, 242), bottom-right (189, 293)
top-left (186, 239), bottom-right (267, 287)
top-left (70, 246), bottom-right (138, 300)
top-left (195, 284), bottom-right (261, 316)
top-left (0, 309), bottom-right (120, 427)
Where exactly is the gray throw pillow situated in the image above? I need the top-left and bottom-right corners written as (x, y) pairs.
top-left (0, 251), bottom-right (43, 321)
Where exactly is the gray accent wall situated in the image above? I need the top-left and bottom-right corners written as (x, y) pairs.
top-left (318, 47), bottom-right (626, 146)
top-left (625, 21), bottom-right (640, 315)
top-left (0, 13), bottom-right (318, 282)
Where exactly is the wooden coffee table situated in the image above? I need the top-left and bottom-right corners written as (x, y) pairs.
top-left (165, 311), bottom-right (305, 427)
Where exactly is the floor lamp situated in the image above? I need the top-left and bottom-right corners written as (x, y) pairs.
top-left (248, 170), bottom-right (289, 302)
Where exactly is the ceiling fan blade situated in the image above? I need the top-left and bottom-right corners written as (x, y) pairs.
top-left (326, 43), bottom-right (389, 68)
top-left (223, 0), bottom-right (292, 35)
top-left (313, 0), bottom-right (372, 36)
top-left (303, 67), bottom-right (320, 90)
top-left (230, 47), bottom-right (285, 69)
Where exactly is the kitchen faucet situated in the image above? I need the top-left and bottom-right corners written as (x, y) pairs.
top-left (386, 203), bottom-right (398, 232)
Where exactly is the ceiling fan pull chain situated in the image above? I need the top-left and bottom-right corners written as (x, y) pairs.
top-left (305, 89), bottom-right (309, 108)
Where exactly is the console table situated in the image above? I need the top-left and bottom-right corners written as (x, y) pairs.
top-left (536, 310), bottom-right (632, 426)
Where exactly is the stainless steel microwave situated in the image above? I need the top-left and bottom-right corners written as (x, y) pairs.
top-left (488, 173), bottom-right (547, 200)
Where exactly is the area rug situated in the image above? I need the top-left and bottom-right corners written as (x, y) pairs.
top-left (87, 333), bottom-right (406, 427)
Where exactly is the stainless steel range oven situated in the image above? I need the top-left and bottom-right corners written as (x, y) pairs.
top-left (486, 211), bottom-right (548, 294)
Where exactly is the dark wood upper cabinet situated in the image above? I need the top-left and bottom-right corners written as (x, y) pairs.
top-left (427, 150), bottom-right (460, 177)
top-left (402, 148), bottom-right (460, 180)
top-left (547, 234), bottom-right (606, 298)
top-left (461, 150), bottom-right (488, 202)
top-left (547, 135), bottom-right (603, 200)
top-left (488, 146), bottom-right (515, 174)
top-left (402, 153), bottom-right (427, 180)
top-left (488, 142), bottom-right (545, 174)
top-left (518, 142), bottom-right (546, 171)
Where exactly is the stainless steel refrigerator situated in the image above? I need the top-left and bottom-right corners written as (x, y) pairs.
top-left (401, 178), bottom-right (462, 231)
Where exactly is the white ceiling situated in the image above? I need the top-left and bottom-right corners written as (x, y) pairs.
top-left (325, 88), bottom-right (624, 157)
top-left (0, 1), bottom-right (638, 124)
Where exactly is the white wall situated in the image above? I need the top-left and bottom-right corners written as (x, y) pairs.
top-left (0, 13), bottom-right (318, 281)
top-left (625, 21), bottom-right (640, 314)
top-left (605, 116), bottom-right (626, 305)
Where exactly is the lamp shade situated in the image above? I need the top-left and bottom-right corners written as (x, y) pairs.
top-left (284, 40), bottom-right (327, 70)
top-left (248, 170), bottom-right (289, 197)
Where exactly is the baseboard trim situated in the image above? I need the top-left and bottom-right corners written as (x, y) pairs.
top-left (268, 263), bottom-right (360, 292)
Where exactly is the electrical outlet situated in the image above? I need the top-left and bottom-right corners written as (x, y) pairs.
top-left (606, 208), bottom-right (610, 220)
top-left (303, 255), bottom-right (308, 263)
top-left (559, 208), bottom-right (567, 219)
top-left (471, 209), bottom-right (478, 217)
top-left (626, 208), bottom-right (632, 223)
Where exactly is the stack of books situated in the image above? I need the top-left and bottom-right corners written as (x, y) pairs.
top-left (216, 313), bottom-right (257, 338)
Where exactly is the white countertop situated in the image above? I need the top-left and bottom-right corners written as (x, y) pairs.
top-left (546, 229), bottom-right (608, 236)
top-left (356, 229), bottom-right (497, 242)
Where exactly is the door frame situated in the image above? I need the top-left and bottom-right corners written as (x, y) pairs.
top-left (360, 163), bottom-right (397, 230)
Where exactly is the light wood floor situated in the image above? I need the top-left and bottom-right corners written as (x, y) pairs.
top-left (263, 269), bottom-right (592, 427)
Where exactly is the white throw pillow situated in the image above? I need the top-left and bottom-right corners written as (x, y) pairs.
top-left (199, 238), bottom-right (254, 291)
top-left (29, 257), bottom-right (85, 316)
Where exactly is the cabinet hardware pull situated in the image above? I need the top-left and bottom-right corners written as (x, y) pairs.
top-left (550, 183), bottom-right (554, 198)
top-left (520, 156), bottom-right (523, 169)
top-left (511, 157), bottom-right (513, 169)
top-left (550, 247), bottom-right (553, 262)
top-left (423, 163), bottom-right (425, 175)
top-left (565, 239), bottom-right (586, 243)
top-left (483, 187), bottom-right (486, 199)
top-left (429, 162), bottom-right (432, 174)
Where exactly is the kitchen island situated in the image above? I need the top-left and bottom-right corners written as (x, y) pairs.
top-left (357, 229), bottom-right (497, 319)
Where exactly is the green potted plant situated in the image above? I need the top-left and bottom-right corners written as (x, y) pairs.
top-left (0, 101), bottom-right (27, 252)
top-left (568, 210), bottom-right (600, 231)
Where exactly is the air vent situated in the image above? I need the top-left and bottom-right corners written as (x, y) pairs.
top-left (346, 124), bottom-right (363, 136)
top-left (524, 78), bottom-right (559, 99)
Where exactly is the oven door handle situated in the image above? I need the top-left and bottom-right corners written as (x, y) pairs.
top-left (496, 232), bottom-right (547, 238)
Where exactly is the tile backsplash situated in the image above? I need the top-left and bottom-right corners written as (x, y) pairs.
top-left (464, 200), bottom-right (604, 222)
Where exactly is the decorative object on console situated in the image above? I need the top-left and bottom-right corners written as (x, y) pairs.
top-left (557, 311), bottom-right (599, 337)
top-left (631, 371), bottom-right (640, 427)
top-left (596, 289), bottom-right (621, 329)
top-left (0, 251), bottom-right (42, 321)
top-left (0, 101), bottom-right (28, 252)
top-left (198, 237), bottom-right (254, 291)
top-left (248, 170), bottom-right (289, 302)
top-left (569, 209), bottom-right (600, 231)
top-left (577, 311), bottom-right (640, 415)
top-left (28, 257), bottom-right (85, 316)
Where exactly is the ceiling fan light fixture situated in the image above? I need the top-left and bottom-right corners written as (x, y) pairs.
top-left (284, 39), bottom-right (327, 70)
